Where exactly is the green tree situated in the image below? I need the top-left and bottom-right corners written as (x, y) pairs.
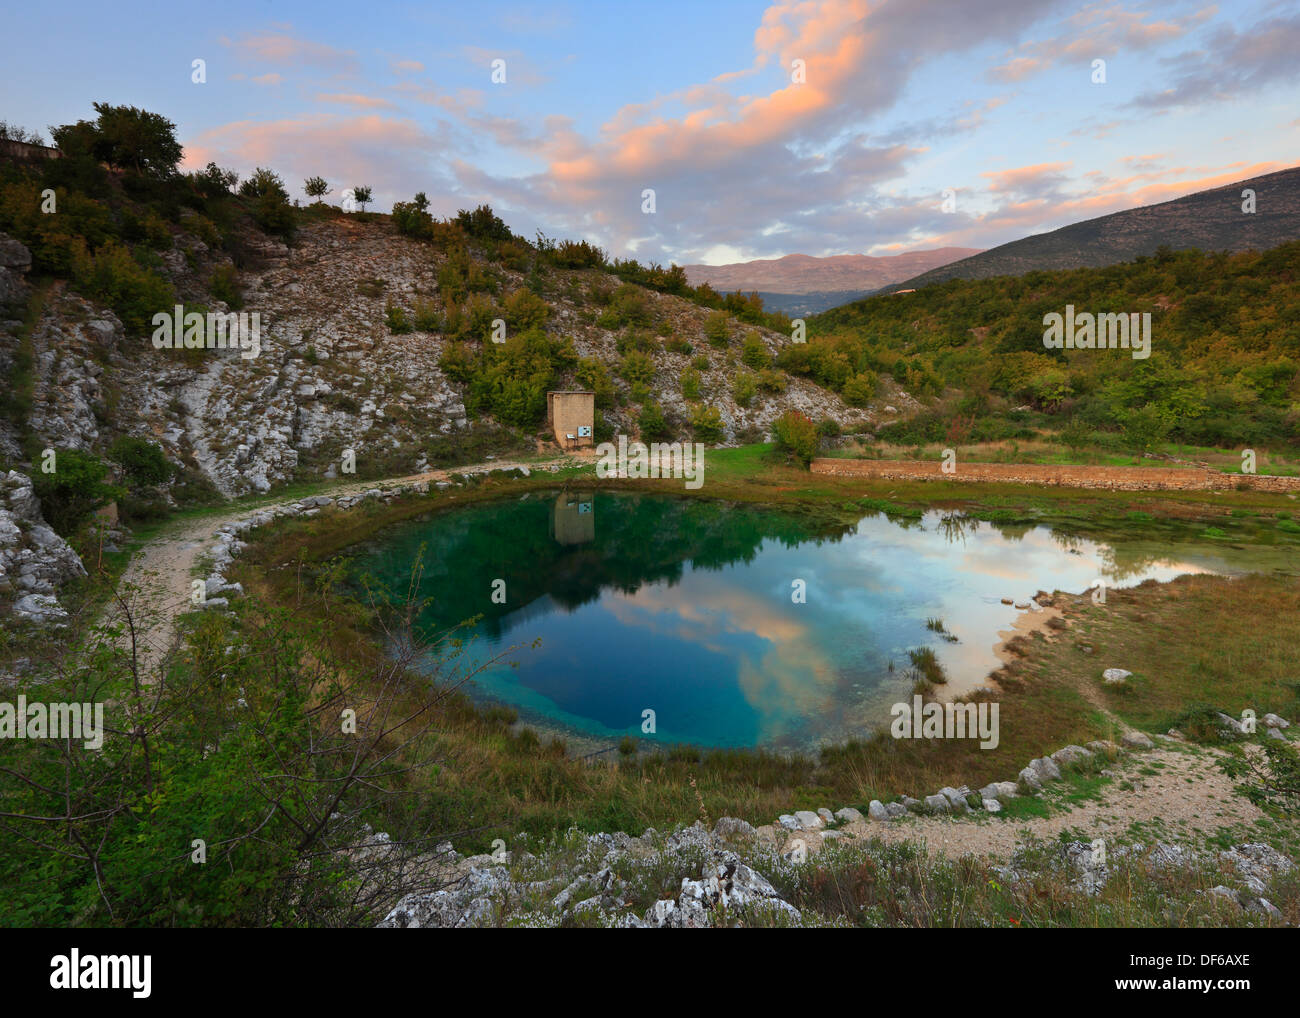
top-left (52, 103), bottom-right (183, 179)
top-left (352, 185), bottom-right (373, 212)
top-left (31, 449), bottom-right (124, 535)
top-left (772, 410), bottom-right (819, 467)
top-left (638, 402), bottom-right (671, 442)
top-left (108, 436), bottom-right (176, 488)
top-left (304, 176), bottom-right (330, 203)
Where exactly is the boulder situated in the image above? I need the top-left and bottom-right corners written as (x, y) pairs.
top-left (867, 800), bottom-right (889, 822)
top-left (834, 807), bottom-right (863, 824)
top-left (1017, 767), bottom-right (1043, 793)
top-left (1051, 744), bottom-right (1093, 768)
top-left (1029, 756), bottom-right (1062, 782)
top-left (1102, 668), bottom-right (1132, 684)
top-left (1121, 731), bottom-right (1155, 750)
top-left (793, 810), bottom-right (823, 830)
top-left (713, 817), bottom-right (757, 841)
top-left (923, 794), bottom-right (951, 814)
top-left (1262, 713), bottom-right (1291, 730)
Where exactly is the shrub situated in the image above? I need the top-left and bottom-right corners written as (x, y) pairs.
top-left (31, 449), bottom-right (124, 535)
top-left (681, 368), bottom-right (702, 401)
top-left (504, 288), bottom-right (550, 331)
top-left (741, 333), bottom-right (770, 369)
top-left (758, 369), bottom-right (787, 394)
top-left (690, 404), bottom-right (725, 443)
top-left (638, 402), bottom-right (672, 442)
top-left (704, 311), bottom-right (731, 348)
top-left (385, 303), bottom-right (412, 334)
top-left (73, 242), bottom-right (174, 336)
top-left (842, 371), bottom-right (878, 406)
top-left (413, 298), bottom-right (440, 332)
top-left (772, 410), bottom-right (818, 466)
top-left (619, 350), bottom-right (655, 386)
top-left (438, 341), bottom-right (478, 384)
top-left (108, 436), bottom-right (175, 488)
top-left (209, 263), bottom-right (243, 309)
top-left (576, 357), bottom-right (616, 409)
top-left (733, 371), bottom-right (757, 407)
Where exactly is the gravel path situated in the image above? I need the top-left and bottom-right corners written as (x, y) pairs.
top-left (106, 458), bottom-right (572, 677)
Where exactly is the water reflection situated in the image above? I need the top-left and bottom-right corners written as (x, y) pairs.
top-left (352, 493), bottom-right (1297, 750)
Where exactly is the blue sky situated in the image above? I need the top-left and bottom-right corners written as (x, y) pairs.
top-left (3, 0), bottom-right (1298, 264)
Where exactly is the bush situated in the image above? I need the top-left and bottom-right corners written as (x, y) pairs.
top-left (385, 303), bottom-right (412, 334)
top-left (576, 357), bottom-right (616, 409)
top-left (681, 368), bottom-right (702, 401)
top-left (638, 402), bottom-right (672, 442)
top-left (73, 242), bottom-right (174, 336)
top-left (772, 410), bottom-right (819, 466)
top-left (733, 371), bottom-right (758, 407)
top-left (108, 436), bottom-right (175, 488)
top-left (209, 263), bottom-right (243, 309)
top-left (413, 298), bottom-right (440, 332)
top-left (704, 311), bottom-right (731, 348)
top-left (619, 350), bottom-right (655, 386)
top-left (758, 369), bottom-right (787, 394)
top-left (741, 333), bottom-right (770, 369)
top-left (842, 371), bottom-right (878, 406)
top-left (690, 404), bottom-right (725, 443)
top-left (438, 341), bottom-right (478, 383)
top-left (504, 288), bottom-right (550, 331)
top-left (31, 449), bottom-right (124, 535)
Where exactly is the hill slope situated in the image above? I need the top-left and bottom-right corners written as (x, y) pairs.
top-left (895, 166), bottom-right (1300, 290)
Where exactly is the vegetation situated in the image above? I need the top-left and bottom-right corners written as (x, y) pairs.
top-left (812, 243), bottom-right (1300, 455)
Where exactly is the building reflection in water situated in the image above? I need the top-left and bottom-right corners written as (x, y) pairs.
top-left (550, 491), bottom-right (595, 545)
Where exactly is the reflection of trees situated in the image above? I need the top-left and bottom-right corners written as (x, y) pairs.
top-left (938, 513), bottom-right (978, 545)
top-left (353, 493), bottom-right (854, 640)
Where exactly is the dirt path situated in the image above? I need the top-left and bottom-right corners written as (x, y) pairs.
top-left (106, 457), bottom-right (574, 676)
top-left (759, 741), bottom-right (1266, 863)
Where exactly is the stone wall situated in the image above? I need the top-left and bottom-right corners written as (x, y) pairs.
top-left (810, 458), bottom-right (1300, 493)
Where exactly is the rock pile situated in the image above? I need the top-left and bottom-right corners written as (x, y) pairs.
top-left (0, 470), bottom-right (86, 624)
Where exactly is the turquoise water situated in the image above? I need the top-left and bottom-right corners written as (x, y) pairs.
top-left (351, 492), bottom-right (1289, 751)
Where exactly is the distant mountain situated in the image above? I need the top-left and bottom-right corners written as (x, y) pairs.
top-left (683, 248), bottom-right (981, 313)
top-left (894, 166), bottom-right (1300, 291)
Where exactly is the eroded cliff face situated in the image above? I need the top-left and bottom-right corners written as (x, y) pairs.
top-left (1, 217), bottom-right (910, 501)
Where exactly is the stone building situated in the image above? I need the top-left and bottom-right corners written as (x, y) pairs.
top-left (546, 390), bottom-right (595, 450)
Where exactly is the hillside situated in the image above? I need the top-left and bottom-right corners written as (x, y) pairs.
top-left (894, 166), bottom-right (1300, 290)
top-left (685, 248), bottom-right (980, 314)
top-left (811, 241), bottom-right (1300, 453)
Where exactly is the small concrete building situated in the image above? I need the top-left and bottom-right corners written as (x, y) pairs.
top-left (546, 390), bottom-right (595, 450)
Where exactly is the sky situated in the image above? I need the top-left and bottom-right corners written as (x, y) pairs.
top-left (3, 0), bottom-right (1298, 265)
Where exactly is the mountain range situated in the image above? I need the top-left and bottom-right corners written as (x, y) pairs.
top-left (682, 248), bottom-right (981, 315)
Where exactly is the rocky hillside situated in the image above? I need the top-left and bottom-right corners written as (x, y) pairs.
top-left (0, 215), bottom-right (911, 502)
